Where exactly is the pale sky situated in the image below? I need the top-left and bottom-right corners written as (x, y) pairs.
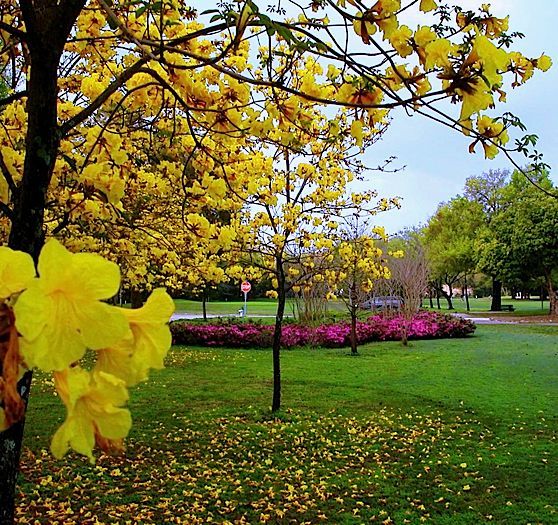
top-left (368, 0), bottom-right (558, 233)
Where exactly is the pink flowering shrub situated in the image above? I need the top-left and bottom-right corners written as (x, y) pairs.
top-left (170, 311), bottom-right (475, 348)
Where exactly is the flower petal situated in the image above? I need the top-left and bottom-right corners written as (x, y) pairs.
top-left (0, 247), bottom-right (35, 298)
top-left (13, 284), bottom-right (49, 342)
top-left (38, 239), bottom-right (121, 299)
top-left (76, 302), bottom-right (130, 350)
top-left (93, 406), bottom-right (132, 440)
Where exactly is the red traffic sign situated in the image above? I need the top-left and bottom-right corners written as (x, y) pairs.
top-left (240, 281), bottom-right (252, 293)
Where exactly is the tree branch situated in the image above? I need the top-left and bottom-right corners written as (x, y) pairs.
top-left (0, 150), bottom-right (18, 197)
top-left (0, 91), bottom-right (27, 108)
top-left (59, 58), bottom-right (148, 136)
top-left (0, 21), bottom-right (27, 41)
top-left (0, 201), bottom-right (13, 220)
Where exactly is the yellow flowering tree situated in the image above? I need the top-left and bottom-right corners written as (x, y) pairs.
top-left (0, 0), bottom-right (551, 521)
top-left (325, 219), bottom-right (390, 355)
top-left (230, 53), bottom-right (397, 408)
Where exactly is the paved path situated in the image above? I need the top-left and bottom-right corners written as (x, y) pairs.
top-left (453, 312), bottom-right (558, 326)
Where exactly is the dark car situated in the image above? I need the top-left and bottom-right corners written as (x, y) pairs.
top-left (361, 296), bottom-right (403, 309)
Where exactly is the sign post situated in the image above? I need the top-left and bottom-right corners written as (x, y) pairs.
top-left (240, 281), bottom-right (251, 317)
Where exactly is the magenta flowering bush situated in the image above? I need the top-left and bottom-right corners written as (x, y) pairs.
top-left (170, 311), bottom-right (475, 348)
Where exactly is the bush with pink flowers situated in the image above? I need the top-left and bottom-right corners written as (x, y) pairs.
top-left (170, 311), bottom-right (475, 348)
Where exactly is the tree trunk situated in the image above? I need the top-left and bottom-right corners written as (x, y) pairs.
top-left (546, 275), bottom-right (558, 316)
top-left (350, 310), bottom-right (358, 355)
top-left (490, 278), bottom-right (502, 311)
top-left (1, 5), bottom-right (85, 522)
top-left (202, 290), bottom-right (208, 321)
top-left (0, 371), bottom-right (32, 525)
top-left (1, 44), bottom-right (63, 525)
top-left (429, 292), bottom-right (434, 309)
top-left (436, 291), bottom-right (441, 309)
top-left (130, 289), bottom-right (144, 309)
top-left (272, 265), bottom-right (286, 412)
top-left (401, 317), bottom-right (409, 346)
top-left (440, 289), bottom-right (454, 310)
top-left (464, 274), bottom-right (470, 312)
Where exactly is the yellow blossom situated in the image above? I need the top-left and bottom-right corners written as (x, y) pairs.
top-left (389, 25), bottom-right (413, 57)
top-left (466, 34), bottom-right (510, 87)
top-left (424, 38), bottom-right (457, 70)
top-left (14, 239), bottom-right (129, 371)
top-left (536, 54), bottom-right (552, 71)
top-left (457, 79), bottom-right (494, 123)
top-left (96, 288), bottom-right (174, 386)
top-left (351, 120), bottom-right (364, 147)
top-left (51, 367), bottom-right (132, 462)
top-left (414, 26), bottom-right (436, 49)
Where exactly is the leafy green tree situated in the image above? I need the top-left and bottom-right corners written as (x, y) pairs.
top-left (422, 197), bottom-right (484, 310)
top-left (483, 171), bottom-right (558, 314)
top-left (464, 169), bottom-right (511, 310)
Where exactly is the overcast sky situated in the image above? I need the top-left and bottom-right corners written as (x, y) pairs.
top-left (367, 0), bottom-right (558, 234)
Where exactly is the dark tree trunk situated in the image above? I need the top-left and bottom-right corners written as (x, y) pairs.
top-left (436, 291), bottom-right (441, 309)
top-left (349, 282), bottom-right (358, 355)
top-left (429, 292), bottom-right (434, 309)
top-left (464, 274), bottom-right (470, 312)
top-left (272, 264), bottom-right (286, 412)
top-left (202, 290), bottom-right (208, 321)
top-left (0, 371), bottom-right (32, 525)
top-left (1, 4), bottom-right (86, 522)
top-left (350, 310), bottom-right (358, 355)
top-left (440, 289), bottom-right (454, 310)
top-left (130, 289), bottom-right (144, 309)
top-left (1, 48), bottom-right (62, 525)
top-left (491, 278), bottom-right (502, 311)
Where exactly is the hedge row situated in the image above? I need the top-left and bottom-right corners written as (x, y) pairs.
top-left (170, 311), bottom-right (476, 348)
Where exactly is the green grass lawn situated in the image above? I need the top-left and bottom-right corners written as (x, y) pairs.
top-left (174, 297), bottom-right (552, 318)
top-left (17, 324), bottom-right (558, 524)
top-left (422, 296), bottom-right (550, 316)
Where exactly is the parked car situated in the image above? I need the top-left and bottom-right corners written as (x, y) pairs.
top-left (361, 296), bottom-right (403, 309)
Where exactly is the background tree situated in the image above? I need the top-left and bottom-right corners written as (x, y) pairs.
top-left (326, 218), bottom-right (389, 356)
top-left (386, 236), bottom-right (430, 345)
top-left (422, 197), bottom-right (484, 310)
top-left (464, 169), bottom-right (511, 310)
top-left (233, 110), bottom-right (392, 410)
top-left (479, 170), bottom-right (558, 313)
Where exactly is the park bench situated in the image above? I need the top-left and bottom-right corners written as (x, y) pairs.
top-left (500, 304), bottom-right (515, 312)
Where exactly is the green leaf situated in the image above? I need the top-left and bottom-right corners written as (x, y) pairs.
top-left (135, 5), bottom-right (147, 17)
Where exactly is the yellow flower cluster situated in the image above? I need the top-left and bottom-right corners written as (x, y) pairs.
top-left (0, 240), bottom-right (174, 462)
